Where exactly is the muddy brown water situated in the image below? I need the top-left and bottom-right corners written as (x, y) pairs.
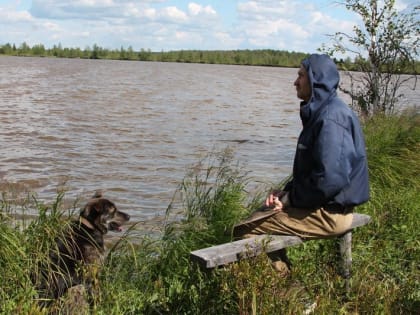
top-left (1, 56), bottom-right (418, 236)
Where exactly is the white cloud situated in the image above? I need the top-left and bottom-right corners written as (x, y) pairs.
top-left (144, 8), bottom-right (157, 19)
top-left (235, 0), bottom-right (311, 49)
top-left (214, 31), bottom-right (243, 49)
top-left (237, 0), bottom-right (291, 21)
top-left (42, 21), bottom-right (61, 32)
top-left (309, 10), bottom-right (354, 34)
top-left (160, 6), bottom-right (187, 22)
top-left (0, 8), bottom-right (32, 22)
top-left (175, 31), bottom-right (188, 40)
top-left (76, 0), bottom-right (114, 6)
top-left (188, 3), bottom-right (216, 16)
top-left (175, 30), bottom-right (203, 44)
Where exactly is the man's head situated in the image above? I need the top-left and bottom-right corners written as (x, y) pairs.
top-left (294, 65), bottom-right (311, 102)
top-left (296, 54), bottom-right (339, 104)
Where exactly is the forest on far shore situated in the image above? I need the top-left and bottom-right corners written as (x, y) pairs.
top-left (1, 42), bottom-right (419, 73)
top-left (0, 42), bottom-right (309, 68)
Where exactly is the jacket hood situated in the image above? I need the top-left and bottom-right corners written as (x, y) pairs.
top-left (300, 54), bottom-right (340, 124)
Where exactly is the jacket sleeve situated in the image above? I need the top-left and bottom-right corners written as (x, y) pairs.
top-left (289, 118), bottom-right (356, 208)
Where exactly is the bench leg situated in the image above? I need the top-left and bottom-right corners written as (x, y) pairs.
top-left (339, 231), bottom-right (352, 295)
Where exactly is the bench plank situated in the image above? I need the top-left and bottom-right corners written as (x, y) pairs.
top-left (190, 213), bottom-right (371, 269)
top-left (191, 235), bottom-right (303, 268)
top-left (348, 213), bottom-right (371, 229)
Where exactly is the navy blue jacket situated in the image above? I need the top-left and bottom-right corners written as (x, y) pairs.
top-left (285, 54), bottom-right (369, 209)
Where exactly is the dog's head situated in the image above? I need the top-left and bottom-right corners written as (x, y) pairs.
top-left (80, 192), bottom-right (130, 234)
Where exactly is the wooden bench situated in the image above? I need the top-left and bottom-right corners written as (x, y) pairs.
top-left (190, 213), bottom-right (371, 292)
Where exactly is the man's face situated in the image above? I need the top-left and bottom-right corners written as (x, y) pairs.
top-left (294, 65), bottom-right (311, 102)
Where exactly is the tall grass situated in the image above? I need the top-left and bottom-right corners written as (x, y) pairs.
top-left (354, 112), bottom-right (419, 313)
top-left (0, 191), bottom-right (78, 314)
top-left (0, 112), bottom-right (418, 314)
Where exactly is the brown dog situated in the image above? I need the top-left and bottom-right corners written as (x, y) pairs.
top-left (37, 191), bottom-right (130, 302)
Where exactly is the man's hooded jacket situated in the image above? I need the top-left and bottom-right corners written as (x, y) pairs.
top-left (285, 54), bottom-right (370, 209)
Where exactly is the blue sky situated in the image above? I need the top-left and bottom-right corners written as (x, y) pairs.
top-left (0, 0), bottom-right (413, 55)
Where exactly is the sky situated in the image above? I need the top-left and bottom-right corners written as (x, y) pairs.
top-left (0, 0), bottom-right (414, 55)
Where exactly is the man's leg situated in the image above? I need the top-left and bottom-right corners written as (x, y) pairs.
top-left (233, 207), bottom-right (353, 275)
top-left (233, 210), bottom-right (292, 276)
top-left (234, 207), bottom-right (353, 239)
top-left (268, 248), bottom-right (292, 277)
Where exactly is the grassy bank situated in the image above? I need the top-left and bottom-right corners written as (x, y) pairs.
top-left (0, 112), bottom-right (419, 314)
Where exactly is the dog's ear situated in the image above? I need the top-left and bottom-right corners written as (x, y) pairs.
top-left (80, 202), bottom-right (94, 217)
top-left (81, 191), bottom-right (104, 217)
top-left (80, 200), bottom-right (102, 217)
top-left (92, 190), bottom-right (103, 199)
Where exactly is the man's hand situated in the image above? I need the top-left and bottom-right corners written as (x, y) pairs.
top-left (265, 190), bottom-right (287, 211)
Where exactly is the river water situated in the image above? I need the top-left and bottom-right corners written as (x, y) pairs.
top-left (0, 56), bottom-right (418, 226)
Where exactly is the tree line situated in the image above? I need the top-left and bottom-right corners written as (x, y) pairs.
top-left (0, 42), bottom-right (322, 68)
top-left (2, 41), bottom-right (418, 73)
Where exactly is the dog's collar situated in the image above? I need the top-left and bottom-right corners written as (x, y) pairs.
top-left (79, 216), bottom-right (95, 230)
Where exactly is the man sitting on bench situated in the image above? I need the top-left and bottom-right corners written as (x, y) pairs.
top-left (233, 54), bottom-right (370, 275)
